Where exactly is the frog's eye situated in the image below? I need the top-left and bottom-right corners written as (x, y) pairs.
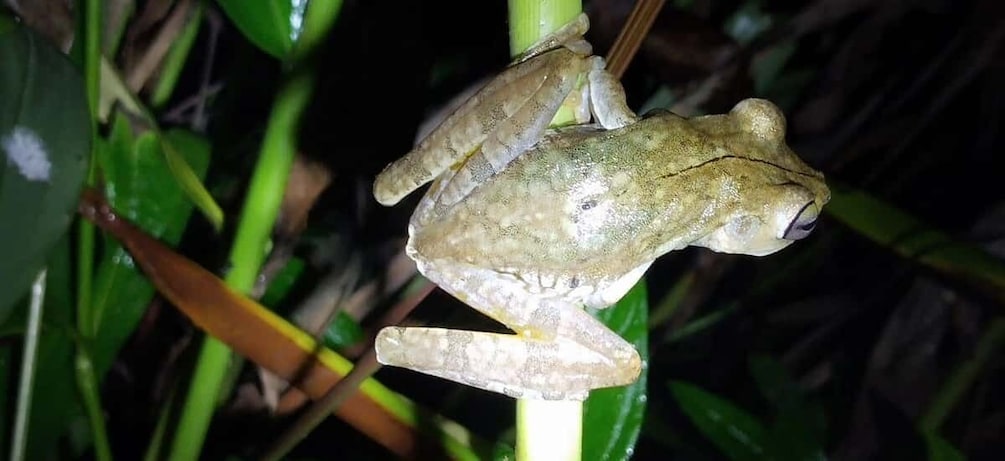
top-left (783, 202), bottom-right (819, 240)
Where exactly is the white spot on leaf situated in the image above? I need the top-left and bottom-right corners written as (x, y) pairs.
top-left (2, 126), bottom-right (51, 182)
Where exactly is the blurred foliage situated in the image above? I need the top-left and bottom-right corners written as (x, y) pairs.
top-left (0, 15), bottom-right (89, 323)
top-left (1, 0), bottom-right (1003, 460)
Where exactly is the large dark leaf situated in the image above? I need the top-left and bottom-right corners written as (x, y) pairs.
top-left (0, 15), bottom-right (89, 322)
top-left (583, 281), bottom-right (649, 461)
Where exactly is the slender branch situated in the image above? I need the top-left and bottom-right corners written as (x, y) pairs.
top-left (604, 0), bottom-right (665, 79)
top-left (9, 270), bottom-right (47, 461)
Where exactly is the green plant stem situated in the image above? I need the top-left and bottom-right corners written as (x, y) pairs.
top-left (143, 386), bottom-right (176, 461)
top-left (75, 1), bottom-right (113, 460)
top-left (167, 70), bottom-right (316, 461)
top-left (10, 270), bottom-right (46, 461)
top-left (507, 0), bottom-right (583, 60)
top-left (167, 1), bottom-right (341, 455)
top-left (517, 399), bottom-right (583, 461)
top-left (507, 1), bottom-right (583, 460)
top-left (75, 345), bottom-right (112, 461)
top-left (919, 317), bottom-right (1005, 432)
top-left (77, 0), bottom-right (101, 346)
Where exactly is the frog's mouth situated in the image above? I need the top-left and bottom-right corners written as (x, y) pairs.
top-left (692, 205), bottom-right (816, 257)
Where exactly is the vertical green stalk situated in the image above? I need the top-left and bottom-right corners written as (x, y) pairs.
top-left (76, 343), bottom-right (112, 460)
top-left (167, 2), bottom-right (342, 459)
top-left (9, 271), bottom-right (47, 461)
top-left (507, 1), bottom-right (583, 460)
top-left (77, 0), bottom-right (100, 336)
top-left (76, 1), bottom-right (113, 459)
top-left (167, 67), bottom-right (315, 461)
top-left (517, 399), bottom-right (583, 461)
top-left (507, 0), bottom-right (583, 60)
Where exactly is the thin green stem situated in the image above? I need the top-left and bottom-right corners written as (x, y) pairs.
top-left (75, 345), bottom-right (112, 461)
top-left (167, 71), bottom-right (316, 461)
top-left (77, 0), bottom-right (101, 344)
top-left (167, 337), bottom-right (229, 460)
top-left (506, 2), bottom-right (583, 460)
top-left (919, 317), bottom-right (1005, 432)
top-left (167, 2), bottom-right (340, 457)
top-left (143, 387), bottom-right (176, 461)
top-left (225, 70), bottom-right (316, 292)
top-left (9, 270), bottom-right (47, 461)
top-left (76, 1), bottom-right (112, 459)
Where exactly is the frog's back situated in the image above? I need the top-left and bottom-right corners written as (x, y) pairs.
top-left (409, 114), bottom-right (718, 283)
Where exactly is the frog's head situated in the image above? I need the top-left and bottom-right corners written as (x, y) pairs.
top-left (692, 184), bottom-right (824, 256)
top-left (688, 99), bottom-right (830, 257)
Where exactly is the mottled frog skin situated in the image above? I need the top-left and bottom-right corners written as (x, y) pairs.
top-left (372, 14), bottom-right (829, 400)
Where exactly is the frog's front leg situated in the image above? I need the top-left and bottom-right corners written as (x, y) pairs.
top-left (587, 56), bottom-right (638, 129)
top-left (415, 50), bottom-right (591, 222)
top-left (374, 268), bottom-right (642, 400)
top-left (373, 14), bottom-right (594, 208)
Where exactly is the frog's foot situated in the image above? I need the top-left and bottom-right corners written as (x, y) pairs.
top-left (514, 13), bottom-right (592, 64)
top-left (375, 324), bottom-right (641, 401)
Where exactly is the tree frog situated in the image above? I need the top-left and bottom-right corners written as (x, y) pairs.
top-left (372, 14), bottom-right (830, 400)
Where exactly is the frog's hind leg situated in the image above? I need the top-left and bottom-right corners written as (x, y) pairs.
top-left (375, 304), bottom-right (641, 400)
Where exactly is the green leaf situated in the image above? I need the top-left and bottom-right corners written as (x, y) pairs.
top-left (923, 431), bottom-right (965, 461)
top-left (322, 311), bottom-right (365, 350)
top-left (669, 380), bottom-right (771, 461)
top-left (0, 19), bottom-right (90, 323)
top-left (583, 281), bottom-right (649, 461)
top-left (748, 356), bottom-right (827, 461)
top-left (826, 184), bottom-right (1005, 304)
top-left (260, 257), bottom-right (305, 307)
top-left (90, 116), bottom-right (211, 376)
top-left (217, 0), bottom-right (297, 59)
